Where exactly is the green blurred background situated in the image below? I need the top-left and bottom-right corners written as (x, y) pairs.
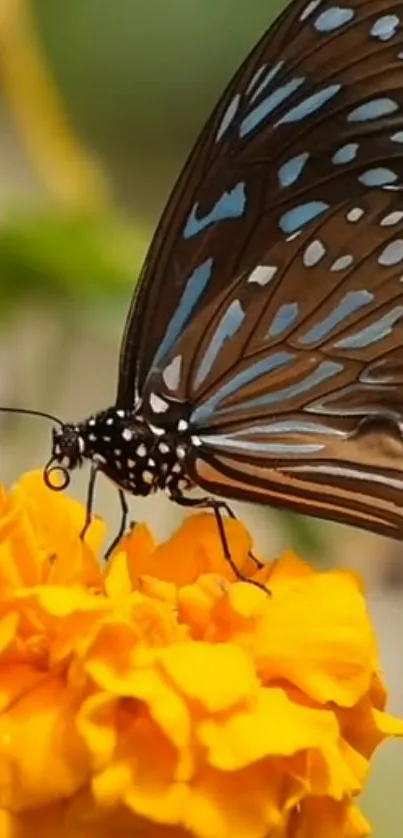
top-left (0, 2), bottom-right (402, 834)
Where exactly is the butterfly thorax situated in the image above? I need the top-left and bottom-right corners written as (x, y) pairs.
top-left (49, 407), bottom-right (194, 498)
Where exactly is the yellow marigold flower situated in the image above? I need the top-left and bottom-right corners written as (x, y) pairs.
top-left (0, 470), bottom-right (401, 838)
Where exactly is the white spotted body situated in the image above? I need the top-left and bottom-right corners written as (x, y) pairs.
top-left (51, 408), bottom-right (194, 499)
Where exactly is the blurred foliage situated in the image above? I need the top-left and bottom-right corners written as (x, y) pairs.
top-left (0, 0), bottom-right (108, 210)
top-left (0, 209), bottom-right (147, 316)
top-left (279, 511), bottom-right (325, 559)
top-left (0, 0), bottom-right (152, 321)
top-left (32, 0), bottom-right (285, 214)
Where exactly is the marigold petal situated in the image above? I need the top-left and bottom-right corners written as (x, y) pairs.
top-left (13, 584), bottom-right (108, 618)
top-left (291, 797), bottom-right (371, 838)
top-left (178, 575), bottom-right (232, 637)
top-left (183, 765), bottom-right (286, 838)
top-left (0, 496), bottom-right (43, 587)
top-left (0, 678), bottom-right (89, 809)
top-left (76, 693), bottom-right (119, 770)
top-left (198, 687), bottom-right (339, 769)
top-left (372, 706), bottom-right (403, 737)
top-left (104, 706), bottom-right (182, 821)
top-left (0, 613), bottom-right (19, 655)
top-left (158, 642), bottom-right (259, 711)
top-left (104, 550), bottom-right (133, 599)
top-left (137, 574), bottom-right (179, 606)
top-left (0, 664), bottom-right (49, 713)
top-left (336, 693), bottom-right (399, 759)
top-left (0, 471), bottom-right (400, 838)
top-left (14, 472), bottom-right (105, 569)
top-left (117, 522), bottom-right (156, 583)
top-left (118, 669), bottom-right (191, 750)
top-left (244, 565), bottom-right (376, 706)
top-left (126, 514), bottom-right (252, 586)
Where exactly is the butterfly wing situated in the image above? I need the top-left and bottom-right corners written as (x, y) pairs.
top-left (118, 0), bottom-right (403, 406)
top-left (142, 187), bottom-right (403, 538)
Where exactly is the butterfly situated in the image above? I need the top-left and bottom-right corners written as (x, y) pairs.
top-left (41, 0), bottom-right (403, 563)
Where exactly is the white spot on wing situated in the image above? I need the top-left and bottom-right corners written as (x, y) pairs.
top-left (247, 265), bottom-right (278, 286)
top-left (216, 93), bottom-right (241, 141)
top-left (300, 0), bottom-right (322, 21)
top-left (378, 239), bottom-right (403, 266)
top-left (162, 355), bottom-right (182, 391)
top-left (303, 239), bottom-right (326, 267)
top-left (122, 428), bottom-right (133, 441)
top-left (380, 210), bottom-right (403, 226)
top-left (149, 393), bottom-right (169, 414)
top-left (346, 207), bottom-right (364, 222)
top-left (331, 254), bottom-right (354, 271)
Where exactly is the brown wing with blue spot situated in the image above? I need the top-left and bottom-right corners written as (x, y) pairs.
top-left (118, 0), bottom-right (403, 406)
top-left (144, 187), bottom-right (403, 539)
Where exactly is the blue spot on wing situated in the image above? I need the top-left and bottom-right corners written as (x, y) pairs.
top-left (198, 433), bottom-right (324, 455)
top-left (275, 84), bottom-right (341, 126)
top-left (267, 303), bottom-right (299, 337)
top-left (184, 182), bottom-right (247, 239)
top-left (370, 14), bottom-right (399, 41)
top-left (298, 290), bottom-right (374, 345)
top-left (279, 201), bottom-right (329, 233)
top-left (335, 306), bottom-right (403, 349)
top-left (359, 168), bottom-right (397, 187)
top-left (152, 259), bottom-right (214, 368)
top-left (278, 153), bottom-right (309, 187)
top-left (195, 300), bottom-right (246, 388)
top-left (212, 360), bottom-right (344, 416)
top-left (191, 351), bottom-right (295, 424)
top-left (347, 98), bottom-right (398, 122)
top-left (314, 7), bottom-right (355, 31)
top-left (240, 77), bottom-right (305, 138)
top-left (332, 143), bottom-right (359, 165)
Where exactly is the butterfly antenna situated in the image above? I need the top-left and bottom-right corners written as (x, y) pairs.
top-left (0, 406), bottom-right (64, 428)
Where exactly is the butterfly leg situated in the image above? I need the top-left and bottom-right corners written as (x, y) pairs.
top-left (80, 468), bottom-right (129, 559)
top-left (172, 493), bottom-right (267, 591)
top-left (80, 463), bottom-right (99, 542)
top-left (104, 489), bottom-right (129, 559)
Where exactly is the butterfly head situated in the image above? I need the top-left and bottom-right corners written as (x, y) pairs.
top-left (44, 423), bottom-right (86, 490)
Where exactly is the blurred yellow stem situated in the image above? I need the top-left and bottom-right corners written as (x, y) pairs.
top-left (0, 0), bottom-right (109, 210)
